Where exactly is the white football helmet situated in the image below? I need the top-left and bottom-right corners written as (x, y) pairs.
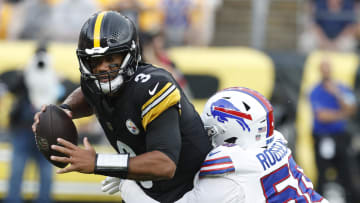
top-left (201, 87), bottom-right (274, 149)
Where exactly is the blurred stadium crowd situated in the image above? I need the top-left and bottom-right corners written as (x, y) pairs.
top-left (0, 0), bottom-right (360, 203)
top-left (0, 0), bottom-right (221, 46)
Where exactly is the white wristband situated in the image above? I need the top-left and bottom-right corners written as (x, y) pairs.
top-left (94, 154), bottom-right (129, 178)
top-left (96, 154), bottom-right (129, 169)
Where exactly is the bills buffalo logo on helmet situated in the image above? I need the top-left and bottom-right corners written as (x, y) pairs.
top-left (211, 99), bottom-right (253, 132)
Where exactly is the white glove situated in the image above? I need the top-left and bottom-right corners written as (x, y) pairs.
top-left (101, 176), bottom-right (122, 195)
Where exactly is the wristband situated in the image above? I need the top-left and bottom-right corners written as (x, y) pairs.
top-left (59, 103), bottom-right (72, 111)
top-left (94, 154), bottom-right (129, 178)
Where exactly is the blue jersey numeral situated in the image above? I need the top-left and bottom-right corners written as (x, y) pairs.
top-left (260, 156), bottom-right (323, 202)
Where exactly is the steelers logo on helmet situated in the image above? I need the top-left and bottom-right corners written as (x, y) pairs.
top-left (77, 11), bottom-right (141, 95)
top-left (201, 87), bottom-right (274, 149)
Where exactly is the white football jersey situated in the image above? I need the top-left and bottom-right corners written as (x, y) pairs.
top-left (118, 132), bottom-right (328, 203)
top-left (198, 132), bottom-right (326, 203)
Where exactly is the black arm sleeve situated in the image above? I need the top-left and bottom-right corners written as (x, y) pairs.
top-left (145, 106), bottom-right (181, 165)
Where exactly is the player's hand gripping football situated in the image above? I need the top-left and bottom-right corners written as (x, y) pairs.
top-left (50, 137), bottom-right (96, 174)
top-left (32, 104), bottom-right (73, 133)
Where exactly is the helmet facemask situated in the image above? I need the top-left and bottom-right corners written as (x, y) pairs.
top-left (79, 51), bottom-right (133, 94)
top-left (78, 39), bottom-right (141, 95)
top-left (204, 125), bottom-right (227, 148)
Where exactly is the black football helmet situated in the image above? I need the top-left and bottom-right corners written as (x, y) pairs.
top-left (77, 11), bottom-right (141, 95)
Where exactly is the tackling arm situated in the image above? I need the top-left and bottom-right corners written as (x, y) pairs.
top-left (176, 176), bottom-right (245, 203)
top-left (118, 174), bottom-right (245, 203)
top-left (120, 180), bottom-right (159, 203)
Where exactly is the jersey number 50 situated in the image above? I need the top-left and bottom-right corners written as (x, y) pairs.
top-left (260, 156), bottom-right (323, 202)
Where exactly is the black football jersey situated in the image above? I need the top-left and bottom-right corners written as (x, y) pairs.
top-left (81, 63), bottom-right (212, 202)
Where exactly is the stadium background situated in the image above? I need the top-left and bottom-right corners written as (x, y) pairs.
top-left (0, 0), bottom-right (360, 202)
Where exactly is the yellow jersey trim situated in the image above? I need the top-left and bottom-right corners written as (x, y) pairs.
top-left (141, 83), bottom-right (180, 130)
top-left (142, 82), bottom-right (172, 112)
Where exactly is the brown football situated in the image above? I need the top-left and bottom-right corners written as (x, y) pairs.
top-left (35, 104), bottom-right (78, 168)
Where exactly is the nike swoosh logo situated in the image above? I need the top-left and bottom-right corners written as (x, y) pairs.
top-left (149, 82), bottom-right (159, 95)
top-left (209, 151), bottom-right (221, 157)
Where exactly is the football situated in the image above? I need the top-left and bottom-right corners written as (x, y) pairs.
top-left (35, 104), bottom-right (78, 168)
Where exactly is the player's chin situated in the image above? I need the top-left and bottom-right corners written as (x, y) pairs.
top-left (99, 78), bottom-right (110, 83)
top-left (97, 75), bottom-right (116, 83)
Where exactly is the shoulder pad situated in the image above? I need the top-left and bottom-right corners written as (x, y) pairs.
top-left (133, 67), bottom-right (181, 131)
top-left (199, 146), bottom-right (235, 177)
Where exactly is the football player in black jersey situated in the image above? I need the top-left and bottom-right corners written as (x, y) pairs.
top-left (32, 11), bottom-right (212, 202)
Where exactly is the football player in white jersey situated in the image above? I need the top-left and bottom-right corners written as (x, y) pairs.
top-left (102, 87), bottom-right (328, 203)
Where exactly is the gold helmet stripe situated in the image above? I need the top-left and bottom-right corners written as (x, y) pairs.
top-left (93, 11), bottom-right (106, 48)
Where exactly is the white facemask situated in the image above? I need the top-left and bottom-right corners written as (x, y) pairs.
top-left (95, 74), bottom-right (124, 94)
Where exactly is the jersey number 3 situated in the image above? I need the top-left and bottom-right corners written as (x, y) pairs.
top-left (260, 156), bottom-right (323, 202)
top-left (116, 140), bottom-right (154, 189)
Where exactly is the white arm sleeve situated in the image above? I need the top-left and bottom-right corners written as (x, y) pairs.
top-left (175, 177), bottom-right (245, 203)
top-left (120, 180), bottom-right (159, 203)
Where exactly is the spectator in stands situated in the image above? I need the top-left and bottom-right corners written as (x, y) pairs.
top-left (299, 0), bottom-right (358, 53)
top-left (104, 0), bottom-right (142, 27)
top-left (161, 0), bottom-right (195, 47)
top-left (140, 30), bottom-right (193, 98)
top-left (309, 58), bottom-right (357, 202)
top-left (187, 0), bottom-right (222, 46)
top-left (50, 0), bottom-right (98, 42)
top-left (104, 0), bottom-right (214, 47)
top-left (0, 0), bottom-right (17, 39)
top-left (137, 0), bottom-right (163, 34)
top-left (1, 43), bottom-right (63, 203)
top-left (6, 0), bottom-right (53, 40)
